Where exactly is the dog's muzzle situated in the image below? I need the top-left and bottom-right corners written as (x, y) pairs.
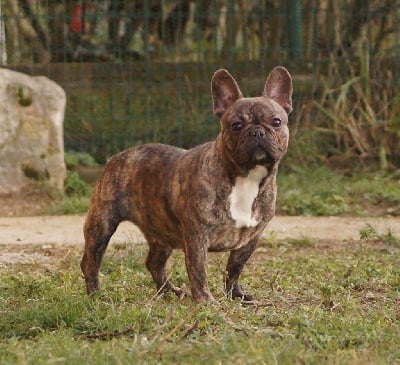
top-left (247, 126), bottom-right (279, 164)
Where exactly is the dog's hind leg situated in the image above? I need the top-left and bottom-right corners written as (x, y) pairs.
top-left (80, 205), bottom-right (120, 295)
top-left (145, 237), bottom-right (185, 298)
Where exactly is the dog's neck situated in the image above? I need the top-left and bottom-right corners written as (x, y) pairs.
top-left (213, 134), bottom-right (244, 181)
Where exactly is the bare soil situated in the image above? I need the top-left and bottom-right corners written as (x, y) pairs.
top-left (0, 183), bottom-right (58, 217)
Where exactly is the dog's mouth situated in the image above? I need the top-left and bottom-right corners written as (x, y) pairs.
top-left (253, 146), bottom-right (268, 162)
top-left (233, 132), bottom-right (286, 169)
top-left (251, 145), bottom-right (280, 166)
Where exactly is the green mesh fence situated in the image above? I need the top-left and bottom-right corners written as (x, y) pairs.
top-left (1, 1), bottom-right (400, 164)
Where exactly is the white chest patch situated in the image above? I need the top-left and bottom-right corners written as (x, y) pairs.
top-left (229, 165), bottom-right (268, 228)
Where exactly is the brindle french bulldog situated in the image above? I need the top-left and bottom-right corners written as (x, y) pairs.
top-left (81, 66), bottom-right (293, 302)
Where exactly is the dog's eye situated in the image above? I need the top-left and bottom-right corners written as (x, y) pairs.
top-left (271, 118), bottom-right (282, 128)
top-left (231, 121), bottom-right (243, 131)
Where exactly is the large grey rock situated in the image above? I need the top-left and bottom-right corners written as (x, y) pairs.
top-left (0, 68), bottom-right (66, 195)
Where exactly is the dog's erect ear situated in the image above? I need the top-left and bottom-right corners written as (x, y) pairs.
top-left (211, 69), bottom-right (243, 119)
top-left (263, 66), bottom-right (293, 114)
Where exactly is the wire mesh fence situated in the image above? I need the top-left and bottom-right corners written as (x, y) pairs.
top-left (1, 1), bottom-right (400, 165)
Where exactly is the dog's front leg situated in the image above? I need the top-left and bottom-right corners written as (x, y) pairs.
top-left (183, 238), bottom-right (214, 302)
top-left (225, 238), bottom-right (258, 302)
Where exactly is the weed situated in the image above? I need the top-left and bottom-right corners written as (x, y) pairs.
top-left (49, 170), bottom-right (92, 215)
top-left (359, 223), bottom-right (400, 246)
top-left (381, 229), bottom-right (400, 247)
top-left (64, 171), bottom-right (91, 197)
top-left (359, 223), bottom-right (378, 241)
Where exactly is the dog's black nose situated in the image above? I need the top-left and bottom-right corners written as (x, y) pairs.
top-left (248, 126), bottom-right (266, 138)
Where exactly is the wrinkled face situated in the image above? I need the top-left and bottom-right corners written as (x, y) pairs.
top-left (221, 96), bottom-right (289, 170)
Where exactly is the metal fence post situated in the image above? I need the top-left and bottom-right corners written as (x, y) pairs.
top-left (287, 0), bottom-right (303, 60)
top-left (0, 2), bottom-right (7, 65)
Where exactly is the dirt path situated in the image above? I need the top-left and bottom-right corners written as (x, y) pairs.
top-left (1, 214), bottom-right (399, 266)
top-left (1, 215), bottom-right (399, 246)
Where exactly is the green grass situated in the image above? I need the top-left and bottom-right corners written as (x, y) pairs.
top-left (1, 235), bottom-right (400, 364)
top-left (276, 166), bottom-right (400, 216)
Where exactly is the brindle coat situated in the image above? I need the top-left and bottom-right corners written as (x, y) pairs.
top-left (81, 66), bottom-right (293, 302)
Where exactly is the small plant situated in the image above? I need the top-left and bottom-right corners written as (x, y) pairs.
top-left (309, 44), bottom-right (400, 169)
top-left (380, 229), bottom-right (400, 247)
top-left (64, 171), bottom-right (91, 197)
top-left (49, 171), bottom-right (92, 214)
top-left (359, 223), bottom-right (400, 246)
top-left (359, 223), bottom-right (378, 241)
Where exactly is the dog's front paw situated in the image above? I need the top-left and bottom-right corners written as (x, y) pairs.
top-left (234, 293), bottom-right (254, 302)
top-left (192, 290), bottom-right (215, 303)
top-left (234, 293), bottom-right (259, 306)
top-left (229, 287), bottom-right (257, 305)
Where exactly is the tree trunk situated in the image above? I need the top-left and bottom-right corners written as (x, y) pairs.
top-left (6, 0), bottom-right (50, 64)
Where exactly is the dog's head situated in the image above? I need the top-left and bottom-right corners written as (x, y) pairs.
top-left (212, 66), bottom-right (293, 172)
